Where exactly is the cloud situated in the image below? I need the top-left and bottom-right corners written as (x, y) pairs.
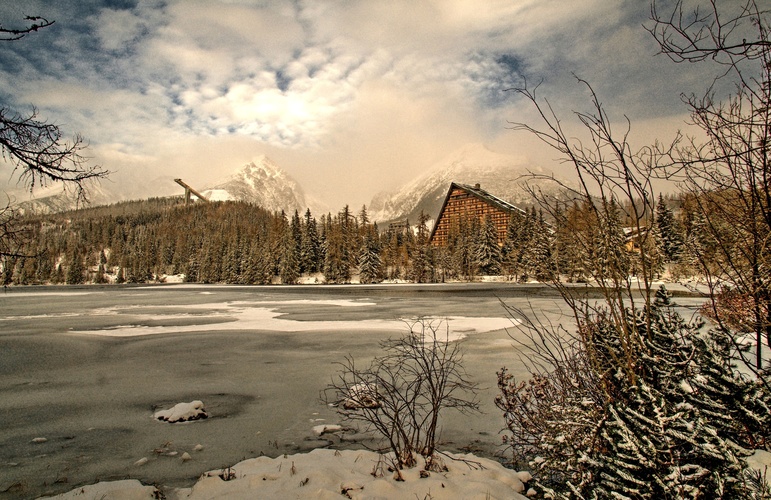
top-left (0, 0), bottom-right (720, 208)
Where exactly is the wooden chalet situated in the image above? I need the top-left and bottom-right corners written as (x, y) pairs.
top-left (429, 182), bottom-right (525, 247)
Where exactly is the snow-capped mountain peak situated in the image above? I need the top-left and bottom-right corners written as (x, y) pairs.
top-left (369, 143), bottom-right (560, 224)
top-left (202, 156), bottom-right (308, 213)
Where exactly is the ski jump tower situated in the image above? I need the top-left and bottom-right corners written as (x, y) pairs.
top-left (174, 179), bottom-right (208, 205)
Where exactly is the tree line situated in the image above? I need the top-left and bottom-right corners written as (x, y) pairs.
top-left (1, 189), bottom-right (702, 288)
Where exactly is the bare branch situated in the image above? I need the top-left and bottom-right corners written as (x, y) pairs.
top-left (0, 15), bottom-right (54, 41)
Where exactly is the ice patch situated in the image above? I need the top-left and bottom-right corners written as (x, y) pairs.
top-left (67, 298), bottom-right (514, 338)
top-left (249, 299), bottom-right (376, 307)
top-left (312, 424), bottom-right (343, 436)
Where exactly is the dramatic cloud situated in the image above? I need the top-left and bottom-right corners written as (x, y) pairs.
top-left (0, 0), bottom-right (717, 208)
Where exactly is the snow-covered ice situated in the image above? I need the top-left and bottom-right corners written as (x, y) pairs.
top-left (0, 283), bottom-right (709, 498)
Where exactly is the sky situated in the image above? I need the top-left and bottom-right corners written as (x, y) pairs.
top-left (0, 0), bottom-right (732, 209)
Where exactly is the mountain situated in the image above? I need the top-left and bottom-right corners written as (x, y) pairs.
top-left (12, 183), bottom-right (116, 215)
top-left (368, 143), bottom-right (566, 225)
top-left (201, 156), bottom-right (309, 214)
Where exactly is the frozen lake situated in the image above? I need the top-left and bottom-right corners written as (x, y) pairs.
top-left (0, 283), bottom-right (704, 498)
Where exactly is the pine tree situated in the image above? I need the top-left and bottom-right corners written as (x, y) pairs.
top-left (499, 287), bottom-right (765, 499)
top-left (502, 210), bottom-right (527, 279)
top-left (241, 240), bottom-right (273, 285)
top-left (654, 194), bottom-right (684, 264)
top-left (65, 246), bottom-right (85, 284)
top-left (452, 218), bottom-right (476, 280)
top-left (300, 209), bottom-right (321, 274)
top-left (519, 207), bottom-right (540, 281)
top-left (279, 227), bottom-right (300, 284)
top-left (594, 199), bottom-right (630, 280)
top-left (407, 211), bottom-right (433, 282)
top-left (358, 232), bottom-right (383, 284)
top-left (474, 215), bottom-right (502, 276)
top-left (323, 214), bottom-right (351, 284)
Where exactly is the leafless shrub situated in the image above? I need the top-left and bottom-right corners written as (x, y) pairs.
top-left (323, 318), bottom-right (479, 470)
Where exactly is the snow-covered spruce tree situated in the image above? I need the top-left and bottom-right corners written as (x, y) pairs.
top-left (527, 209), bottom-right (554, 281)
top-left (300, 209), bottom-right (321, 274)
top-left (452, 218), bottom-right (477, 280)
top-left (653, 193), bottom-right (684, 265)
top-left (684, 318), bottom-right (771, 451)
top-left (279, 227), bottom-right (300, 284)
top-left (474, 215), bottom-right (502, 276)
top-left (358, 231), bottom-right (383, 284)
top-left (501, 209), bottom-right (527, 279)
top-left (497, 289), bottom-right (764, 498)
top-left (408, 211), bottom-right (435, 283)
top-left (65, 245), bottom-right (85, 284)
top-left (498, 47), bottom-right (769, 494)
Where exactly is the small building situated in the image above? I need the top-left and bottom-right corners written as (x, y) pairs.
top-left (429, 182), bottom-right (526, 247)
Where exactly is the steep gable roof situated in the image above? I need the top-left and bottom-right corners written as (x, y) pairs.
top-left (429, 182), bottom-right (526, 244)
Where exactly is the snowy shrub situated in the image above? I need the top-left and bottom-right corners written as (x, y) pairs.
top-left (497, 288), bottom-right (770, 499)
top-left (324, 319), bottom-right (479, 470)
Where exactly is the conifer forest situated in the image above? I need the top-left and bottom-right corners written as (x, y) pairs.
top-left (0, 193), bottom-right (693, 287)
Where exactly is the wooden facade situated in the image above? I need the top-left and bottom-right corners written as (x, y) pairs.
top-left (429, 183), bottom-right (525, 247)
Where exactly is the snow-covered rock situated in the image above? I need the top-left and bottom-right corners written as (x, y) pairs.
top-left (342, 383), bottom-right (381, 410)
top-left (11, 183), bottom-right (117, 215)
top-left (154, 400), bottom-right (208, 423)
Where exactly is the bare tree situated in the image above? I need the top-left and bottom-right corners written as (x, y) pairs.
top-left (0, 107), bottom-right (106, 199)
top-left (493, 2), bottom-right (771, 495)
top-left (648, 0), bottom-right (771, 372)
top-left (0, 14), bottom-right (107, 259)
top-left (508, 76), bottom-right (664, 387)
top-left (324, 319), bottom-right (479, 471)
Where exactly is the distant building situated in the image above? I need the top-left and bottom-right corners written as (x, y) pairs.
top-left (388, 220), bottom-right (411, 233)
top-left (429, 182), bottom-right (526, 247)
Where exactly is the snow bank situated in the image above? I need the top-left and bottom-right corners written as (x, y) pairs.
top-left (154, 401), bottom-right (208, 423)
top-left (49, 479), bottom-right (158, 499)
top-left (178, 449), bottom-right (529, 499)
top-left (49, 449), bottom-right (530, 499)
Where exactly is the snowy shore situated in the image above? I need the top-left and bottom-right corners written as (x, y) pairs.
top-left (49, 449), bottom-right (532, 499)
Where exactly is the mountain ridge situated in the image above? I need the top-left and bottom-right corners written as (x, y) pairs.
top-left (9, 145), bottom-right (564, 220)
top-left (368, 143), bottom-right (562, 225)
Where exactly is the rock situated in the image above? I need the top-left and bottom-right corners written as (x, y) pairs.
top-left (134, 457), bottom-right (148, 466)
top-left (31, 437), bottom-right (47, 444)
top-left (194, 444), bottom-right (204, 452)
top-left (342, 383), bottom-right (381, 410)
top-left (154, 400), bottom-right (208, 423)
top-left (181, 452), bottom-right (192, 462)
